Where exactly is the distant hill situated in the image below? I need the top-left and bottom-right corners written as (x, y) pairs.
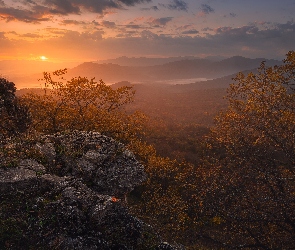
top-left (6, 55), bottom-right (281, 89)
top-left (96, 55), bottom-right (228, 66)
top-left (95, 56), bottom-right (199, 67)
top-left (68, 56), bottom-right (281, 84)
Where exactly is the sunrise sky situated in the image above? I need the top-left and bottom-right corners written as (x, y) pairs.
top-left (1, 0), bottom-right (295, 63)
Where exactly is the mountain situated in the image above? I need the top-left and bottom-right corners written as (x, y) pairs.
top-left (95, 56), bottom-right (199, 67)
top-left (6, 56), bottom-right (281, 89)
top-left (68, 56), bottom-right (281, 84)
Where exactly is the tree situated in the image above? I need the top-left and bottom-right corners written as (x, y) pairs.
top-left (21, 69), bottom-right (146, 145)
top-left (0, 78), bottom-right (31, 138)
top-left (195, 51), bottom-right (295, 249)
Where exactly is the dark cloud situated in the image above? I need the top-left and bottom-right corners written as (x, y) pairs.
top-left (141, 30), bottom-right (159, 40)
top-left (101, 20), bottom-right (116, 29)
top-left (202, 27), bottom-right (213, 32)
top-left (149, 17), bottom-right (173, 27)
top-left (0, 0), bottom-right (152, 23)
top-left (118, 0), bottom-right (151, 6)
top-left (200, 4), bottom-right (214, 14)
top-left (141, 5), bottom-right (159, 11)
top-left (124, 24), bottom-right (143, 29)
top-left (43, 0), bottom-right (80, 14)
top-left (43, 0), bottom-right (152, 14)
top-left (43, 0), bottom-right (113, 15)
top-left (0, 6), bottom-right (51, 23)
top-left (276, 21), bottom-right (295, 32)
top-left (61, 19), bottom-right (87, 25)
top-left (182, 29), bottom-right (199, 35)
top-left (22, 0), bottom-right (37, 5)
top-left (117, 30), bottom-right (139, 37)
top-left (215, 25), bottom-right (259, 35)
top-left (160, 0), bottom-right (188, 11)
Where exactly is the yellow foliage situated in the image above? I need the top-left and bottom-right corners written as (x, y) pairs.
top-left (21, 69), bottom-right (146, 145)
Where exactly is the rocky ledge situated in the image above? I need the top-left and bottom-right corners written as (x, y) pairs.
top-left (0, 131), bottom-right (175, 249)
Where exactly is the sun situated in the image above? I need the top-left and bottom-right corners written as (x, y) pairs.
top-left (40, 56), bottom-right (48, 61)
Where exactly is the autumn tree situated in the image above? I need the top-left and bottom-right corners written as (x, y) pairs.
top-left (21, 69), bottom-right (146, 145)
top-left (195, 51), bottom-right (295, 249)
top-left (0, 78), bottom-right (31, 138)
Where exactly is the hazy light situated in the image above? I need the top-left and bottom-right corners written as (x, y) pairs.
top-left (40, 56), bottom-right (48, 61)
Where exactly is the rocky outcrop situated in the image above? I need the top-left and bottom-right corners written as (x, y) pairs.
top-left (0, 131), bottom-right (172, 249)
top-left (36, 131), bottom-right (146, 197)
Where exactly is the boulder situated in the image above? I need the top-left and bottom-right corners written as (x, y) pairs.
top-left (37, 131), bottom-right (146, 197)
top-left (0, 131), bottom-right (175, 249)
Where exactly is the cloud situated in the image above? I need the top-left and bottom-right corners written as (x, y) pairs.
top-left (0, 0), bottom-right (153, 23)
top-left (118, 0), bottom-right (152, 6)
top-left (124, 24), bottom-right (143, 29)
top-left (116, 30), bottom-right (139, 37)
top-left (1, 22), bottom-right (295, 61)
top-left (202, 27), bottom-right (213, 32)
top-left (182, 29), bottom-right (199, 35)
top-left (43, 0), bottom-right (80, 14)
top-left (141, 6), bottom-right (159, 11)
top-left (101, 20), bottom-right (116, 29)
top-left (44, 27), bottom-right (70, 35)
top-left (61, 20), bottom-right (87, 25)
top-left (160, 0), bottom-right (188, 11)
top-left (200, 4), bottom-right (214, 15)
top-left (215, 25), bottom-right (259, 35)
top-left (148, 17), bottom-right (173, 27)
top-left (42, 0), bottom-right (116, 15)
top-left (141, 30), bottom-right (159, 40)
top-left (276, 21), bottom-right (295, 32)
top-left (42, 0), bottom-right (152, 14)
top-left (0, 6), bottom-right (51, 23)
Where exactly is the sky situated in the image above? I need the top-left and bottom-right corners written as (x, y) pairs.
top-left (0, 0), bottom-right (295, 63)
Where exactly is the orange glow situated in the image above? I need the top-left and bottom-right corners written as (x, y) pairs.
top-left (40, 56), bottom-right (48, 61)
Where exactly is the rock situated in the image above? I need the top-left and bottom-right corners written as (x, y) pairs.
top-left (0, 131), bottom-right (176, 249)
top-left (39, 131), bottom-right (147, 197)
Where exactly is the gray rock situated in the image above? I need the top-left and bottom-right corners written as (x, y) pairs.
top-left (40, 131), bottom-right (147, 197)
top-left (0, 131), bottom-right (172, 249)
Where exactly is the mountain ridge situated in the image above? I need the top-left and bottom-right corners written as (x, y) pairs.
top-left (3, 55), bottom-right (281, 89)
top-left (67, 56), bottom-right (280, 84)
